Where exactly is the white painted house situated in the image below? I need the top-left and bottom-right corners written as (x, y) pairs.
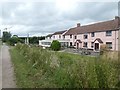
top-left (39, 30), bottom-right (70, 47)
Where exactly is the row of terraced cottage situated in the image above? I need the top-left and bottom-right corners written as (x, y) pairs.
top-left (39, 16), bottom-right (120, 51)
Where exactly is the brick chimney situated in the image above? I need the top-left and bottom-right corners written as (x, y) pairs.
top-left (77, 23), bottom-right (80, 27)
top-left (115, 16), bottom-right (120, 26)
top-left (115, 16), bottom-right (119, 20)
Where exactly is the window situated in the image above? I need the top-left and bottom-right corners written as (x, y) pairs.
top-left (106, 31), bottom-right (112, 36)
top-left (83, 42), bottom-right (88, 47)
top-left (53, 35), bottom-right (55, 38)
top-left (42, 42), bottom-right (51, 45)
top-left (91, 42), bottom-right (94, 48)
top-left (84, 34), bottom-right (88, 39)
top-left (74, 36), bottom-right (77, 39)
top-left (70, 42), bottom-right (72, 46)
top-left (91, 32), bottom-right (95, 37)
top-left (70, 35), bottom-right (72, 38)
top-left (106, 42), bottom-right (112, 49)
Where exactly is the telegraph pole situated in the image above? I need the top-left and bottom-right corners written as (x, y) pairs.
top-left (27, 33), bottom-right (29, 45)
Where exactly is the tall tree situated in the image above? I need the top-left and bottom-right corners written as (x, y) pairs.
top-left (29, 36), bottom-right (45, 44)
top-left (2, 31), bottom-right (11, 42)
top-left (8, 35), bottom-right (20, 46)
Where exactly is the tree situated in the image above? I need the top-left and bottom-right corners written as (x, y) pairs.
top-left (38, 36), bottom-right (45, 40)
top-left (51, 40), bottom-right (61, 51)
top-left (13, 35), bottom-right (18, 38)
top-left (2, 31), bottom-right (11, 42)
top-left (29, 36), bottom-right (38, 44)
top-left (8, 35), bottom-right (19, 46)
top-left (18, 39), bottom-right (24, 43)
top-left (29, 36), bottom-right (45, 44)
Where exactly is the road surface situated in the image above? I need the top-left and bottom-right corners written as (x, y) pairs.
top-left (0, 42), bottom-right (2, 89)
top-left (1, 44), bottom-right (17, 88)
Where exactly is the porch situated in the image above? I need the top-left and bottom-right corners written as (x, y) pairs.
top-left (74, 38), bottom-right (103, 51)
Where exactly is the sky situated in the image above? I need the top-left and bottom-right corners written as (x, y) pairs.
top-left (0, 0), bottom-right (119, 37)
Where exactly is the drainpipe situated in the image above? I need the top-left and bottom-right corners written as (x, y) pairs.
top-left (115, 30), bottom-right (116, 51)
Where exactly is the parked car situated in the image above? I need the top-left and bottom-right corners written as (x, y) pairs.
top-left (81, 48), bottom-right (93, 55)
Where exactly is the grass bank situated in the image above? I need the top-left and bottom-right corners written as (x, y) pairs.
top-left (10, 44), bottom-right (119, 88)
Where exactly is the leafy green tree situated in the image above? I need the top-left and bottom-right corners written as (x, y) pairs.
top-left (8, 35), bottom-right (19, 46)
top-left (29, 36), bottom-right (45, 44)
top-left (18, 39), bottom-right (24, 43)
top-left (2, 31), bottom-right (11, 42)
top-left (30, 36), bottom-right (38, 44)
top-left (38, 36), bottom-right (45, 40)
top-left (51, 40), bottom-right (61, 51)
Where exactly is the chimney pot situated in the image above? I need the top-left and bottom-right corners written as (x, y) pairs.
top-left (77, 23), bottom-right (80, 27)
top-left (115, 16), bottom-right (119, 20)
top-left (115, 16), bottom-right (120, 26)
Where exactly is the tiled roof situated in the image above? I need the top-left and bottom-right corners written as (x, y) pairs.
top-left (65, 17), bottom-right (120, 35)
top-left (93, 38), bottom-right (103, 43)
top-left (46, 34), bottom-right (53, 37)
top-left (76, 39), bottom-right (82, 43)
top-left (53, 30), bottom-right (67, 35)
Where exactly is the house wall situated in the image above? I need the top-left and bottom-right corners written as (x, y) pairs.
top-left (41, 30), bottom-right (119, 51)
top-left (51, 34), bottom-right (65, 40)
top-left (74, 30), bottom-right (119, 51)
top-left (119, 29), bottom-right (120, 51)
top-left (64, 35), bottom-right (74, 46)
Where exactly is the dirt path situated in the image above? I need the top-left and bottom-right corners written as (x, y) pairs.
top-left (1, 44), bottom-right (17, 88)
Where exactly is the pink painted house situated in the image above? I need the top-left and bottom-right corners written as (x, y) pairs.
top-left (39, 16), bottom-right (120, 51)
top-left (65, 16), bottom-right (119, 51)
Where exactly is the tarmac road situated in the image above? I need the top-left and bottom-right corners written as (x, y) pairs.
top-left (1, 44), bottom-right (17, 88)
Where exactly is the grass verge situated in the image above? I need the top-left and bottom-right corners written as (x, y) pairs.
top-left (10, 44), bottom-right (119, 88)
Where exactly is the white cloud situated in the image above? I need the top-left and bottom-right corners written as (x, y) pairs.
top-left (0, 1), bottom-right (118, 36)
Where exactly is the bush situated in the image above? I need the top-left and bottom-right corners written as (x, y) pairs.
top-left (8, 35), bottom-right (20, 46)
top-left (100, 44), bottom-right (109, 55)
top-left (50, 40), bottom-right (61, 51)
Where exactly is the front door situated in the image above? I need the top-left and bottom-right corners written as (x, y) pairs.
top-left (95, 43), bottom-right (99, 51)
top-left (77, 43), bottom-right (79, 49)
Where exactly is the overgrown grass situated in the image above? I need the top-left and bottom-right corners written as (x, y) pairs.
top-left (10, 44), bottom-right (119, 88)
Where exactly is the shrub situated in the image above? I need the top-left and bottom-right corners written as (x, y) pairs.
top-left (50, 40), bottom-right (61, 51)
top-left (100, 44), bottom-right (109, 55)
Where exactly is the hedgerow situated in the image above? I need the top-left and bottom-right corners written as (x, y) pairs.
top-left (12, 43), bottom-right (119, 88)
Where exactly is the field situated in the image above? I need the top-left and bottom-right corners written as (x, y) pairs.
top-left (10, 44), bottom-right (119, 88)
